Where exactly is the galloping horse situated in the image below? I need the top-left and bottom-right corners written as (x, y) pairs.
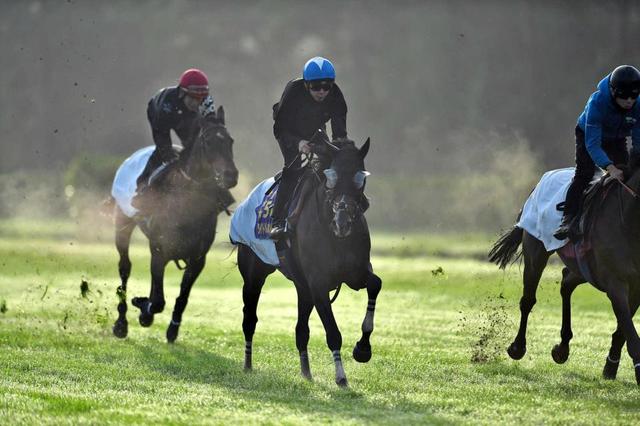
top-left (489, 169), bottom-right (640, 384)
top-left (237, 136), bottom-right (382, 387)
top-left (112, 106), bottom-right (238, 343)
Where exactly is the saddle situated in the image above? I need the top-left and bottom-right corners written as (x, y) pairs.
top-left (560, 171), bottom-right (618, 242)
top-left (255, 169), bottom-right (317, 240)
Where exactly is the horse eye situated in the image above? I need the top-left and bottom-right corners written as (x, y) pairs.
top-left (353, 171), bottom-right (370, 189)
top-left (323, 169), bottom-right (338, 189)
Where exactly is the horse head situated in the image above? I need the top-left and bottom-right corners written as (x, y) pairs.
top-left (183, 106), bottom-right (239, 189)
top-left (318, 135), bottom-right (371, 238)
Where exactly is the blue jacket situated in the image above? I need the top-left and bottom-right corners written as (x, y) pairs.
top-left (577, 75), bottom-right (640, 168)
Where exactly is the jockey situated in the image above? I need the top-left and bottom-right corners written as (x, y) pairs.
top-left (554, 65), bottom-right (640, 240)
top-left (269, 56), bottom-right (348, 240)
top-left (134, 69), bottom-right (233, 212)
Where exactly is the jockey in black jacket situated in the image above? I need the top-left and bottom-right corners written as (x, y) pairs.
top-left (134, 68), bottom-right (233, 212)
top-left (270, 56), bottom-right (348, 239)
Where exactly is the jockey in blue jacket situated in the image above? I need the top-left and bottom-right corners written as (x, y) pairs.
top-left (555, 65), bottom-right (640, 240)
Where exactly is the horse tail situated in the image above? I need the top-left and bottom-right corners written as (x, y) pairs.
top-left (488, 211), bottom-right (524, 269)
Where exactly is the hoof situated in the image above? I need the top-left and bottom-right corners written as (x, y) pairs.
top-left (166, 323), bottom-right (179, 343)
top-left (138, 312), bottom-right (154, 327)
top-left (551, 344), bottom-right (570, 364)
top-left (507, 342), bottom-right (526, 360)
top-left (336, 377), bottom-right (349, 388)
top-left (131, 297), bottom-right (148, 309)
top-left (301, 369), bottom-right (313, 381)
top-left (112, 319), bottom-right (128, 338)
top-left (353, 341), bottom-right (372, 363)
top-left (603, 358), bottom-right (619, 380)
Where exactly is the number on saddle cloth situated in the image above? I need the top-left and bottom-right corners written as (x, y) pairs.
top-left (253, 174), bottom-right (311, 239)
top-left (254, 182), bottom-right (278, 239)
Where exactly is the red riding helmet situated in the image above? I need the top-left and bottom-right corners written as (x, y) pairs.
top-left (178, 69), bottom-right (209, 98)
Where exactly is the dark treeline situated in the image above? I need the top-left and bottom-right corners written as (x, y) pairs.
top-left (2, 0), bottom-right (639, 230)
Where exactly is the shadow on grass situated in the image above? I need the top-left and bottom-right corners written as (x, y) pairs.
top-left (471, 359), bottom-right (640, 409)
top-left (125, 339), bottom-right (453, 424)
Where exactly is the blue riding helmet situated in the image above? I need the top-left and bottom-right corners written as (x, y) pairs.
top-left (303, 57), bottom-right (336, 81)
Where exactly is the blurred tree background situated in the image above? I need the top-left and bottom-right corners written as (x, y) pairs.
top-left (1, 0), bottom-right (638, 231)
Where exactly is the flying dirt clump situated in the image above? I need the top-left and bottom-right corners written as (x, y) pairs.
top-left (80, 279), bottom-right (90, 298)
top-left (0, 299), bottom-right (7, 314)
top-left (459, 293), bottom-right (511, 363)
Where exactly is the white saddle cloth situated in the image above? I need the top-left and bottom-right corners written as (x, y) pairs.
top-left (516, 168), bottom-right (574, 251)
top-left (111, 145), bottom-right (174, 218)
top-left (229, 177), bottom-right (280, 266)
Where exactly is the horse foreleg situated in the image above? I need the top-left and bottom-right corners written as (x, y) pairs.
top-left (113, 209), bottom-right (136, 338)
top-left (353, 269), bottom-right (382, 363)
top-left (603, 321), bottom-right (625, 380)
top-left (132, 252), bottom-right (167, 327)
top-left (607, 283), bottom-right (640, 385)
top-left (238, 244), bottom-right (274, 371)
top-left (603, 291), bottom-right (640, 381)
top-left (508, 233), bottom-right (549, 360)
top-left (312, 285), bottom-right (347, 387)
top-left (294, 285), bottom-right (314, 380)
top-left (551, 268), bottom-right (585, 364)
top-left (166, 257), bottom-right (206, 343)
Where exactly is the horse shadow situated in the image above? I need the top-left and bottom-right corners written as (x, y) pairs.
top-left (123, 339), bottom-right (450, 423)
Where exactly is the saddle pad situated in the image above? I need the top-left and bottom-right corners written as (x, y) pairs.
top-left (229, 177), bottom-right (280, 266)
top-left (111, 146), bottom-right (156, 217)
top-left (516, 168), bottom-right (574, 251)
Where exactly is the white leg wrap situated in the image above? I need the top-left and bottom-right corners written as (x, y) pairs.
top-left (608, 356), bottom-right (620, 364)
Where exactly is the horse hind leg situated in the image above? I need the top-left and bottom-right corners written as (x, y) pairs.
top-left (238, 244), bottom-right (274, 371)
top-left (508, 232), bottom-right (550, 360)
top-left (166, 257), bottom-right (206, 343)
top-left (113, 209), bottom-right (136, 339)
top-left (551, 268), bottom-right (585, 364)
top-left (353, 270), bottom-right (382, 363)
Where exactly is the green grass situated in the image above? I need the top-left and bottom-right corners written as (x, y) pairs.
top-left (0, 219), bottom-right (639, 425)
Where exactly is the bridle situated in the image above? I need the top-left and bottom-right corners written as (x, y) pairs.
top-left (180, 121), bottom-right (231, 188)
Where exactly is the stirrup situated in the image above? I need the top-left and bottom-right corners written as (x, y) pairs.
top-left (553, 225), bottom-right (571, 241)
top-left (269, 221), bottom-right (288, 240)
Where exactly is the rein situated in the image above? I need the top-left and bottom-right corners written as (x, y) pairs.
top-left (616, 179), bottom-right (640, 199)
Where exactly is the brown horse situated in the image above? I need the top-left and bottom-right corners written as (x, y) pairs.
top-left (237, 137), bottom-right (382, 387)
top-left (489, 170), bottom-right (640, 384)
top-left (112, 106), bottom-right (238, 343)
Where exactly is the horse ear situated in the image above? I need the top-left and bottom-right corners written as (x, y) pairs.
top-left (216, 106), bottom-right (225, 124)
top-left (359, 138), bottom-right (370, 159)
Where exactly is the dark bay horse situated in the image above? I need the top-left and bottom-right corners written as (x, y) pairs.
top-left (489, 170), bottom-right (640, 384)
top-left (238, 137), bottom-right (382, 387)
top-left (112, 106), bottom-right (238, 343)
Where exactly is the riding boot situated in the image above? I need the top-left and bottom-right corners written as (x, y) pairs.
top-left (270, 171), bottom-right (298, 240)
top-left (132, 157), bottom-right (173, 214)
top-left (554, 178), bottom-right (586, 240)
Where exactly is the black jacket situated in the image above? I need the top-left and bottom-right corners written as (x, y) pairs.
top-left (147, 87), bottom-right (203, 159)
top-left (273, 79), bottom-right (347, 162)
